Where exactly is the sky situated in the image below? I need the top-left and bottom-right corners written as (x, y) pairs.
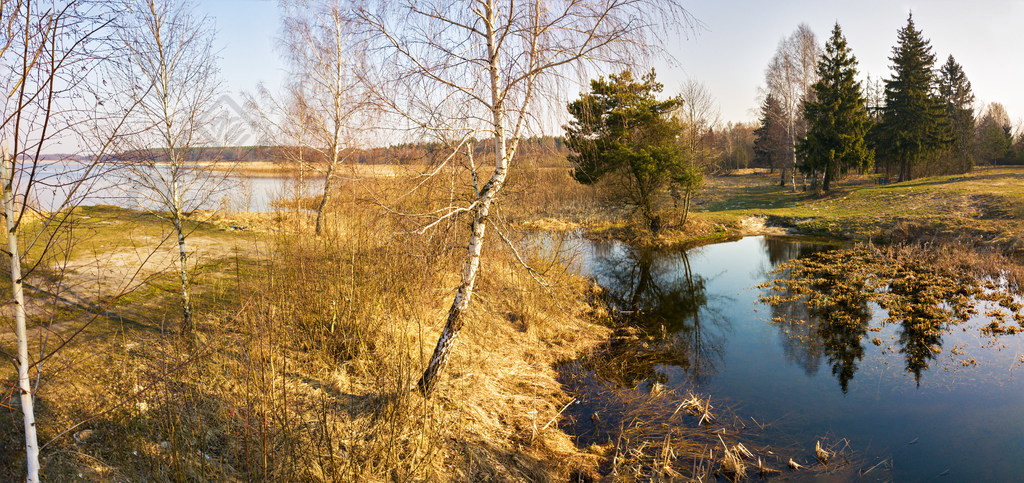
top-left (202, 0), bottom-right (1024, 134)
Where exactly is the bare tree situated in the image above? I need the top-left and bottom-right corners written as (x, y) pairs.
top-left (975, 102), bottom-right (1013, 165)
top-left (674, 79), bottom-right (719, 222)
top-left (247, 83), bottom-right (319, 207)
top-left (356, 0), bottom-right (694, 395)
top-left (114, 0), bottom-right (223, 335)
top-left (252, 0), bottom-right (370, 236)
top-left (764, 23), bottom-right (819, 191)
top-left (1, 1), bottom-right (137, 479)
top-left (678, 79), bottom-right (721, 166)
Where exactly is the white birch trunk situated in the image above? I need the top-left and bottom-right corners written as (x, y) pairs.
top-left (418, 2), bottom-right (510, 395)
top-left (416, 199), bottom-right (494, 393)
top-left (314, 160), bottom-right (335, 236)
top-left (2, 143), bottom-right (40, 481)
top-left (172, 214), bottom-right (193, 335)
top-left (789, 116), bottom-right (797, 192)
top-left (314, 27), bottom-right (348, 237)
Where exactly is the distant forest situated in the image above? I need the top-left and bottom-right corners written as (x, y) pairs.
top-left (88, 136), bottom-right (572, 168)
top-left (93, 128), bottom-right (766, 174)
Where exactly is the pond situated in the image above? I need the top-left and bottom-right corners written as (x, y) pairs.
top-left (544, 233), bottom-right (1024, 481)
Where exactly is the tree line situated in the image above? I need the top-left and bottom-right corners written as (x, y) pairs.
top-left (755, 14), bottom-right (1024, 192)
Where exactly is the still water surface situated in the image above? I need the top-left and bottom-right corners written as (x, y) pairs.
top-left (22, 161), bottom-right (314, 212)
top-left (547, 234), bottom-right (1024, 481)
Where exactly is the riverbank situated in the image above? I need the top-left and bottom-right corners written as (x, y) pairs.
top-left (200, 160), bottom-right (419, 179)
top-left (8, 164), bottom-right (1024, 480)
top-left (0, 203), bottom-right (617, 481)
top-left (520, 166), bottom-right (1024, 256)
top-left (697, 166), bottom-right (1024, 255)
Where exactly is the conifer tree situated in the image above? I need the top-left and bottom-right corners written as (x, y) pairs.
top-left (797, 23), bottom-right (872, 192)
top-left (937, 55), bottom-right (975, 172)
top-left (566, 70), bottom-right (685, 233)
top-left (877, 13), bottom-right (950, 181)
top-left (753, 93), bottom-right (790, 184)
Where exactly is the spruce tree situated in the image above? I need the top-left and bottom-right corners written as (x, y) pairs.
top-left (797, 23), bottom-right (872, 192)
top-left (877, 13), bottom-right (949, 181)
top-left (937, 55), bottom-right (975, 172)
top-left (753, 93), bottom-right (791, 186)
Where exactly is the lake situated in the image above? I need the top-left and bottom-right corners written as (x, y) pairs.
top-left (17, 161), bottom-right (316, 213)
top-left (543, 233), bottom-right (1024, 481)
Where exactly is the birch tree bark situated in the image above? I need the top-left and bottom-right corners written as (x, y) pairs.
top-left (1, 143), bottom-right (39, 481)
top-left (0, 2), bottom-right (139, 477)
top-left (357, 0), bottom-right (694, 395)
top-left (764, 24), bottom-right (820, 192)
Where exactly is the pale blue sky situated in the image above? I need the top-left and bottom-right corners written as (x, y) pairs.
top-left (202, 0), bottom-right (1024, 131)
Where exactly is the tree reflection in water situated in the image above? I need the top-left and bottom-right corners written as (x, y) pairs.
top-left (588, 241), bottom-right (730, 387)
top-left (762, 237), bottom-right (830, 377)
top-left (761, 237), bottom-right (872, 392)
top-left (761, 243), bottom-right (1018, 390)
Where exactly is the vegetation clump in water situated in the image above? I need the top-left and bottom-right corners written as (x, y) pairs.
top-left (760, 242), bottom-right (1024, 387)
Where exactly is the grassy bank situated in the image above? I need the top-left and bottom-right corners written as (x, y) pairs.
top-left (695, 166), bottom-right (1024, 254)
top-left (1, 191), bottom-right (616, 480)
top-left (518, 166), bottom-right (1024, 255)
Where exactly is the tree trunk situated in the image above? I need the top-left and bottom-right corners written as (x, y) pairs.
top-left (789, 117), bottom-right (797, 192)
top-left (779, 166), bottom-right (786, 187)
top-left (417, 2), bottom-right (512, 395)
top-left (314, 160), bottom-right (336, 236)
top-left (417, 198), bottom-right (492, 394)
top-left (173, 215), bottom-right (193, 335)
top-left (682, 188), bottom-right (692, 226)
top-left (2, 145), bottom-right (40, 482)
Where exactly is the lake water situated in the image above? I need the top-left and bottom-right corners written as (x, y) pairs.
top-left (17, 162), bottom-right (315, 212)
top-left (545, 233), bottom-right (1024, 481)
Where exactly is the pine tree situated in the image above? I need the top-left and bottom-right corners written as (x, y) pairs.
top-left (753, 93), bottom-right (791, 185)
top-left (937, 55), bottom-right (975, 172)
top-left (797, 23), bottom-right (872, 192)
top-left (877, 13), bottom-right (950, 181)
top-left (566, 70), bottom-right (685, 233)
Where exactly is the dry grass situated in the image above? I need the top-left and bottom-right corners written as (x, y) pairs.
top-left (1, 162), bottom-right (617, 481)
top-left (10, 158), bottom-right (1021, 480)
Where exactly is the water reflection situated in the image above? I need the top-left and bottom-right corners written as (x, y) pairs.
top-left (762, 238), bottom-right (873, 393)
top-left (761, 244), bottom-right (1022, 390)
top-left (589, 242), bottom-right (728, 386)
top-left (559, 235), bottom-right (1024, 480)
top-left (572, 233), bottom-right (1024, 393)
top-left (584, 235), bottom-right (974, 394)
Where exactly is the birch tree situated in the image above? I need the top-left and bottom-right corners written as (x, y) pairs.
top-left (356, 0), bottom-right (693, 395)
top-left (1, 1), bottom-right (135, 479)
top-left (115, 0), bottom-right (223, 335)
top-left (675, 79), bottom-right (719, 221)
top-left (764, 23), bottom-right (819, 191)
top-left (266, 0), bottom-right (369, 236)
